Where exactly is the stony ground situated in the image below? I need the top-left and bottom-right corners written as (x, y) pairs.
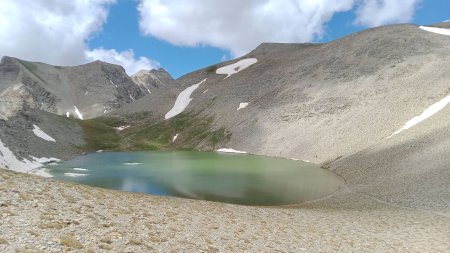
top-left (1, 169), bottom-right (449, 253)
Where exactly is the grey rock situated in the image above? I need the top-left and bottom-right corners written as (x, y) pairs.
top-left (0, 57), bottom-right (147, 120)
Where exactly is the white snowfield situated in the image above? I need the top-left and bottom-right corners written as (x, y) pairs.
top-left (237, 102), bottom-right (249, 110)
top-left (73, 168), bottom-right (89, 171)
top-left (64, 173), bottom-right (89, 177)
top-left (388, 93), bottom-right (450, 138)
top-left (216, 58), bottom-right (258, 78)
top-left (217, 148), bottom-right (248, 154)
top-left (165, 79), bottom-right (207, 120)
top-left (123, 162), bottom-right (143, 165)
top-left (172, 133), bottom-right (179, 142)
top-left (115, 125), bottom-right (130, 131)
top-left (66, 112), bottom-right (70, 118)
top-left (0, 138), bottom-right (60, 177)
top-left (419, 26), bottom-right (450, 36)
top-left (73, 106), bottom-right (84, 120)
top-left (32, 124), bottom-right (56, 142)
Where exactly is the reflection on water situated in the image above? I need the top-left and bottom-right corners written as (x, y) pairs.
top-left (49, 151), bottom-right (344, 205)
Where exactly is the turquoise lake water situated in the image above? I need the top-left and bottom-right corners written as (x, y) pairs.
top-left (49, 151), bottom-right (343, 205)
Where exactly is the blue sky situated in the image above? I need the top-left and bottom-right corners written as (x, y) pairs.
top-left (89, 0), bottom-right (230, 78)
top-left (323, 0), bottom-right (450, 42)
top-left (88, 0), bottom-right (450, 78)
top-left (1, 0), bottom-right (449, 79)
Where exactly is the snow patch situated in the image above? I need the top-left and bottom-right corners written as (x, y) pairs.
top-left (237, 102), bottom-right (249, 111)
top-left (419, 26), bottom-right (450, 36)
top-left (172, 133), bottom-right (179, 142)
top-left (73, 106), bottom-right (84, 120)
top-left (64, 173), bottom-right (89, 177)
top-left (290, 158), bottom-right (313, 163)
top-left (109, 79), bottom-right (114, 85)
top-left (165, 79), bottom-right (207, 119)
top-left (217, 148), bottom-right (247, 154)
top-left (66, 112), bottom-right (70, 118)
top-left (0, 138), bottom-right (60, 177)
top-left (32, 125), bottom-right (56, 142)
top-left (202, 89), bottom-right (208, 94)
top-left (115, 125), bottom-right (130, 131)
top-left (73, 168), bottom-right (89, 171)
top-left (129, 94), bottom-right (135, 101)
top-left (388, 93), bottom-right (450, 138)
top-left (124, 162), bottom-right (143, 165)
top-left (216, 58), bottom-right (258, 78)
top-left (96, 150), bottom-right (103, 153)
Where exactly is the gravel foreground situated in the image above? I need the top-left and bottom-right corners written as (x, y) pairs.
top-left (0, 170), bottom-right (449, 253)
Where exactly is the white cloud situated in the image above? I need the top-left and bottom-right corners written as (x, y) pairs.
top-left (0, 0), bottom-right (158, 75)
top-left (85, 48), bottom-right (159, 75)
top-left (138, 0), bottom-right (355, 56)
top-left (0, 0), bottom-right (112, 65)
top-left (138, 0), bottom-right (422, 56)
top-left (354, 0), bottom-right (421, 27)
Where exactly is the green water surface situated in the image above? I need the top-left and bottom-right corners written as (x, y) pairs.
top-left (49, 151), bottom-right (343, 205)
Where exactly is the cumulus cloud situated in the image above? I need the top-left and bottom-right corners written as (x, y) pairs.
top-left (0, 0), bottom-right (157, 75)
top-left (85, 48), bottom-right (159, 75)
top-left (355, 0), bottom-right (421, 27)
top-left (138, 0), bottom-right (421, 56)
top-left (138, 0), bottom-right (355, 56)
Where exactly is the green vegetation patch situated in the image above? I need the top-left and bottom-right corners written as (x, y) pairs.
top-left (78, 117), bottom-right (123, 151)
top-left (121, 113), bottom-right (232, 151)
top-left (78, 113), bottom-right (232, 152)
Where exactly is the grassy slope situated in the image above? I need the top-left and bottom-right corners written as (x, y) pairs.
top-left (78, 113), bottom-right (231, 152)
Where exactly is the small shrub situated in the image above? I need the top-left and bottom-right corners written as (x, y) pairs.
top-left (59, 236), bottom-right (83, 249)
top-left (99, 244), bottom-right (112, 250)
top-left (127, 238), bottom-right (142, 245)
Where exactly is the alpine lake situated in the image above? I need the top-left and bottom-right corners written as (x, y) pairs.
top-left (48, 151), bottom-right (343, 206)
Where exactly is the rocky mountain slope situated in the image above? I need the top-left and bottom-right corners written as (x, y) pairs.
top-left (0, 58), bottom-right (175, 175)
top-left (0, 57), bottom-right (148, 120)
top-left (117, 24), bottom-right (450, 161)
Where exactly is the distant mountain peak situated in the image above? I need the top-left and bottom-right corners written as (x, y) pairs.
top-left (131, 67), bottom-right (174, 94)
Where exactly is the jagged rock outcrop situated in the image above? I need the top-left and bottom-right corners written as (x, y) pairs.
top-left (0, 57), bottom-right (147, 120)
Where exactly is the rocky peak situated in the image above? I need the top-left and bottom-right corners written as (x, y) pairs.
top-left (131, 68), bottom-right (174, 94)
